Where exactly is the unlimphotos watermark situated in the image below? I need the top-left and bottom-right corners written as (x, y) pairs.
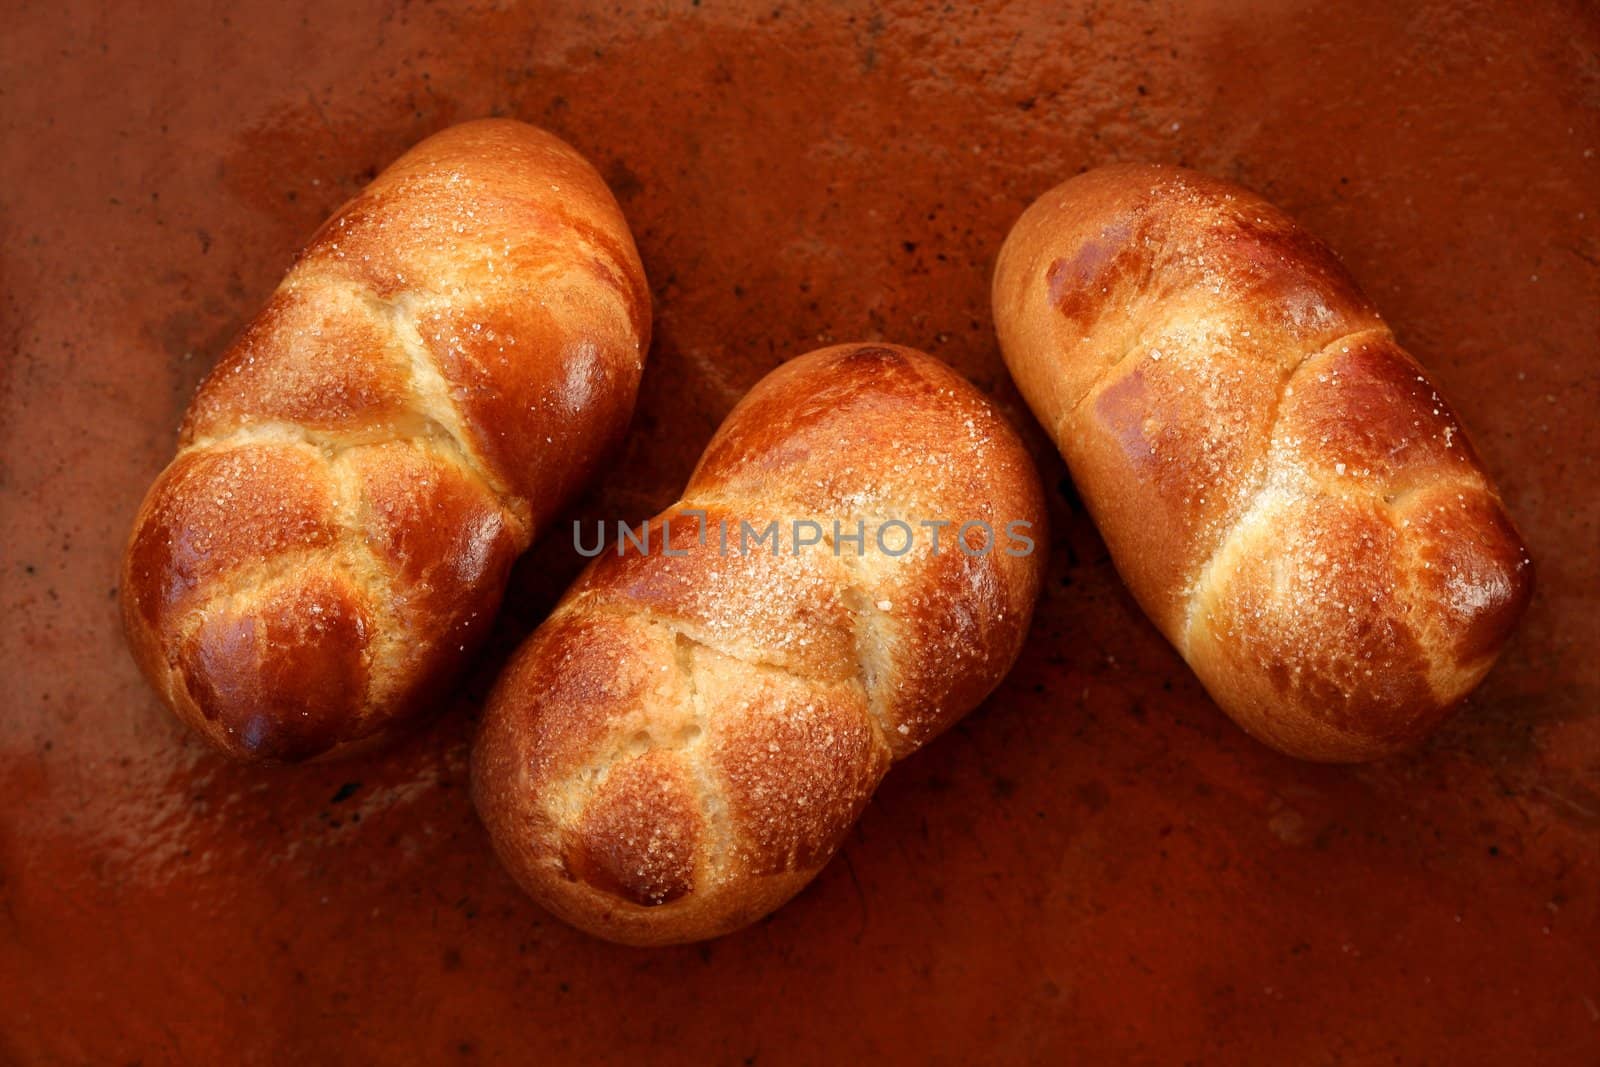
top-left (573, 511), bottom-right (1036, 559)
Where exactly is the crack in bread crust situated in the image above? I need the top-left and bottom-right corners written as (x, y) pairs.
top-left (1179, 326), bottom-right (1392, 654)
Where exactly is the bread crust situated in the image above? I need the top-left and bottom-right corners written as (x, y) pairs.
top-left (121, 119), bottom-right (650, 761)
top-left (472, 344), bottom-right (1047, 944)
top-left (993, 164), bottom-right (1533, 761)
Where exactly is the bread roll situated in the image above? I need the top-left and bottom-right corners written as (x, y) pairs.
top-left (993, 164), bottom-right (1532, 761)
top-left (473, 344), bottom-right (1046, 944)
top-left (121, 119), bottom-right (649, 761)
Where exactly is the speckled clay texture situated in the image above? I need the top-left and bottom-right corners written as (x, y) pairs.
top-left (2, 1), bottom-right (1596, 1063)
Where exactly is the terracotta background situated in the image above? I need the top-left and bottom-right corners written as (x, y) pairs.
top-left (3, 0), bottom-right (1597, 1062)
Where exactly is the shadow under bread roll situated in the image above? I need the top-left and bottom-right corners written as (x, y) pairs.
top-left (121, 119), bottom-right (650, 762)
top-left (473, 344), bottom-right (1046, 945)
top-left (993, 164), bottom-right (1532, 762)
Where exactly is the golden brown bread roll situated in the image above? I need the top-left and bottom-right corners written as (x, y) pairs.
top-left (472, 344), bottom-right (1046, 945)
top-left (993, 164), bottom-right (1533, 762)
top-left (121, 119), bottom-right (649, 761)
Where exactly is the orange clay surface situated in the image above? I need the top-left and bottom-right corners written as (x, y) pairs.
top-left (2, 1), bottom-right (1597, 1062)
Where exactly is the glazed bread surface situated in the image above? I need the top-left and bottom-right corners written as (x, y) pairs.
top-left (993, 164), bottom-right (1532, 761)
top-left (473, 344), bottom-right (1046, 945)
top-left (122, 119), bottom-right (649, 761)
